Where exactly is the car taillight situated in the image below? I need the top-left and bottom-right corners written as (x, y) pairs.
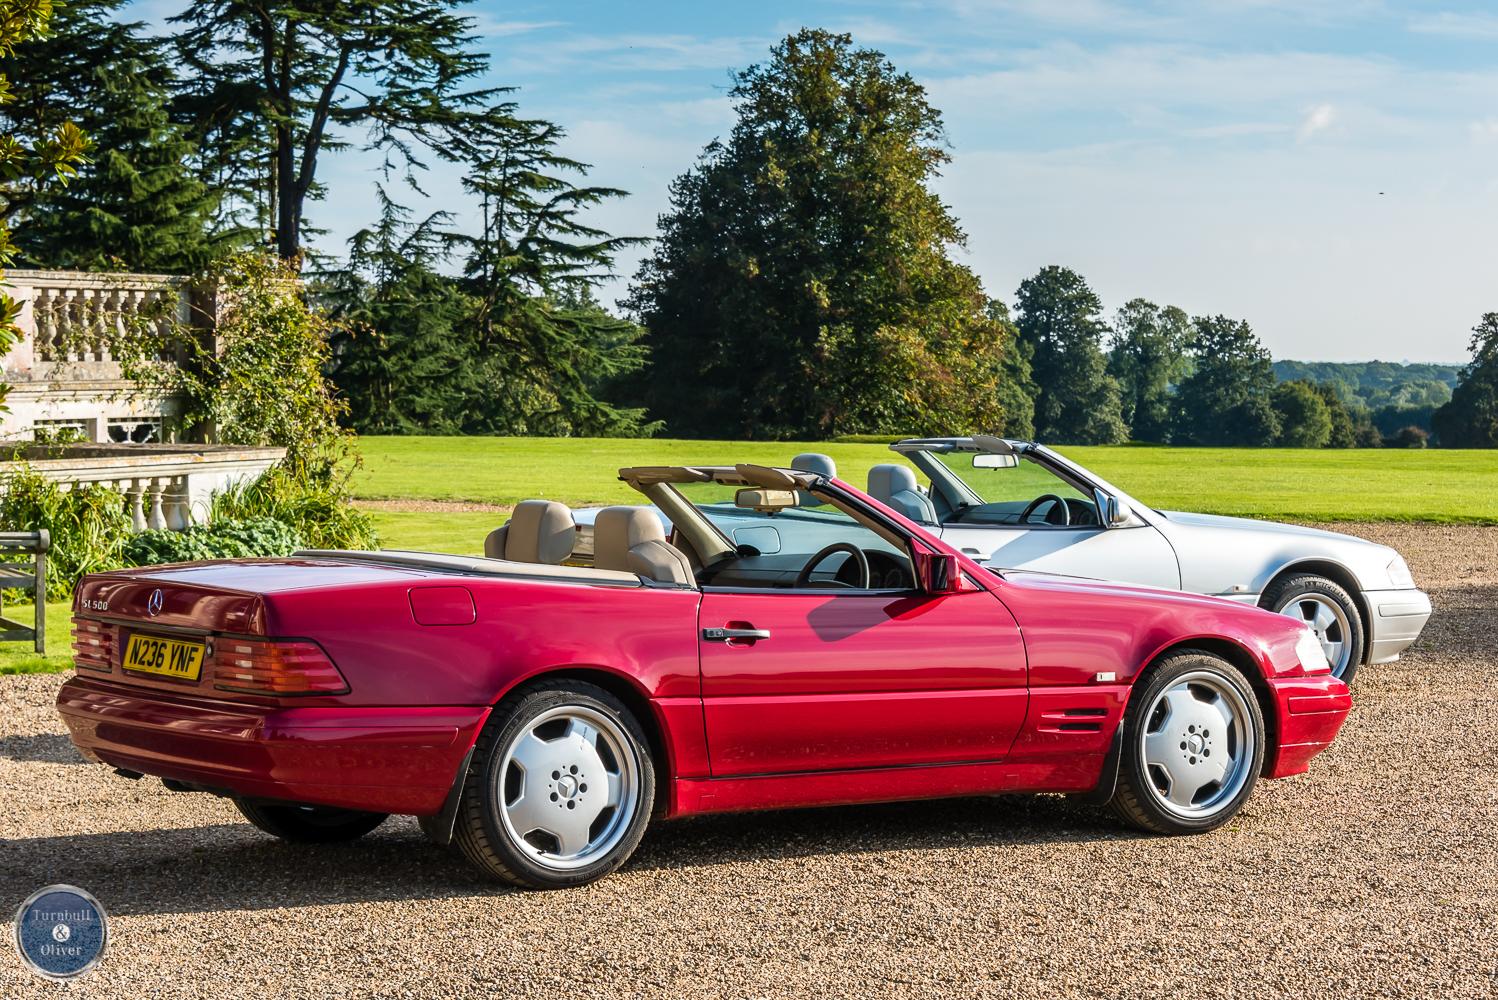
top-left (213, 639), bottom-right (348, 695)
top-left (71, 617), bottom-right (112, 672)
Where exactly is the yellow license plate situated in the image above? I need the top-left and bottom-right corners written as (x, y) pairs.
top-left (123, 634), bottom-right (206, 681)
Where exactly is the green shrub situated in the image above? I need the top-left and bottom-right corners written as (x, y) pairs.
top-left (210, 467), bottom-right (379, 550)
top-left (0, 465), bottom-right (133, 601)
top-left (124, 516), bottom-right (305, 567)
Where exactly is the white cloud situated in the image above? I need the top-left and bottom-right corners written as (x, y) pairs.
top-left (1297, 103), bottom-right (1336, 139)
top-left (1408, 12), bottom-right (1498, 39)
top-left (471, 18), bottom-right (566, 38)
top-left (1471, 118), bottom-right (1498, 144)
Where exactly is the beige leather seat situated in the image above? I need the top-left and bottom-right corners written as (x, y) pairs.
top-left (593, 506), bottom-right (694, 585)
top-left (868, 464), bottom-right (938, 524)
top-left (484, 500), bottom-right (575, 564)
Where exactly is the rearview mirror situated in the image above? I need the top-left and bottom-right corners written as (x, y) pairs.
top-left (972, 453), bottom-right (1018, 469)
top-left (736, 488), bottom-right (797, 512)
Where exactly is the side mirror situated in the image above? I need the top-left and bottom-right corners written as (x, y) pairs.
top-left (914, 551), bottom-right (963, 594)
top-left (1094, 489), bottom-right (1132, 527)
top-left (972, 453), bottom-right (1018, 469)
top-left (735, 488), bottom-right (797, 512)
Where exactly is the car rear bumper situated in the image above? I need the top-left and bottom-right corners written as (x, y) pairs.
top-left (1263, 674), bottom-right (1352, 778)
top-left (57, 676), bottom-right (488, 815)
top-left (1362, 588), bottom-right (1432, 665)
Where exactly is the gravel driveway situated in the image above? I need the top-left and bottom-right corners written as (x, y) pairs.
top-left (1, 524), bottom-right (1494, 998)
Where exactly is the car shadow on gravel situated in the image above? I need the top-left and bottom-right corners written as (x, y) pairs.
top-left (0, 732), bottom-right (94, 764)
top-left (626, 791), bottom-right (1140, 874)
top-left (0, 793), bottom-right (1139, 916)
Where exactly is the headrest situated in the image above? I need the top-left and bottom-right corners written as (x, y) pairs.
top-left (505, 500), bottom-right (575, 564)
top-left (791, 453), bottom-right (837, 478)
top-left (593, 506), bottom-right (666, 571)
top-left (867, 464), bottom-right (919, 501)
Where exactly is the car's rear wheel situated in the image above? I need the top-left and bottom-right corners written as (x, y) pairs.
top-left (452, 679), bottom-right (654, 890)
top-left (1109, 651), bottom-right (1264, 835)
top-left (235, 801), bottom-right (389, 843)
top-left (1261, 574), bottom-right (1365, 684)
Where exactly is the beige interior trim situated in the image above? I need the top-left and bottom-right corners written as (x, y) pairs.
top-left (294, 550), bottom-right (644, 587)
top-left (638, 483), bottom-right (735, 565)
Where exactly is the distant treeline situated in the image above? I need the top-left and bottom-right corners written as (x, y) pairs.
top-left (1270, 360), bottom-right (1457, 442)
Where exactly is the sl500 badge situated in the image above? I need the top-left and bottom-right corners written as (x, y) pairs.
top-left (13, 884), bottom-right (109, 980)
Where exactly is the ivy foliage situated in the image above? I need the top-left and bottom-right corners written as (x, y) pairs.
top-left (111, 251), bottom-right (357, 481)
top-left (123, 516), bottom-right (303, 566)
top-left (621, 29), bottom-right (1011, 440)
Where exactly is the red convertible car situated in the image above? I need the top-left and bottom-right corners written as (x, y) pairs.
top-left (58, 463), bottom-right (1351, 889)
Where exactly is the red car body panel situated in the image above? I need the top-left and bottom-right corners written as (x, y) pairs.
top-left (57, 480), bottom-right (1352, 821)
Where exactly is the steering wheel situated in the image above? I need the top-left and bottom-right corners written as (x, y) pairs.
top-left (1020, 493), bottom-right (1070, 525)
top-left (794, 543), bottom-right (871, 589)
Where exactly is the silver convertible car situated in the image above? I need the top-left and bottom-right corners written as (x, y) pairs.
top-left (565, 435), bottom-right (1429, 684)
top-left (856, 436), bottom-right (1430, 684)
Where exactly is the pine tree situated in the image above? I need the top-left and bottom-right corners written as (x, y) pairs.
top-left (1, 0), bottom-right (217, 271)
top-left (322, 189), bottom-right (477, 434)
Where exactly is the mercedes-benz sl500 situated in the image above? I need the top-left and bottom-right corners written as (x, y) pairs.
top-left (58, 462), bottom-right (1351, 889)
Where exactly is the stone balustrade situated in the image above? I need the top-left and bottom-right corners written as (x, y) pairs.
top-left (1, 443), bottom-right (287, 532)
top-left (0, 270), bottom-right (210, 444)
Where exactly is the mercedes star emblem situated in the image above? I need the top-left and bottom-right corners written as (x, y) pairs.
top-left (147, 589), bottom-right (163, 616)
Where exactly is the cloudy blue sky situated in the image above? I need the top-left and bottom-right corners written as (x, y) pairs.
top-left (147, 0), bottom-right (1498, 363)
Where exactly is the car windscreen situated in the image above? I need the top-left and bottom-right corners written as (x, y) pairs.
top-left (911, 451), bottom-right (1099, 527)
top-left (670, 481), bottom-right (916, 590)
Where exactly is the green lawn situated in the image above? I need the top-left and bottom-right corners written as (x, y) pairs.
top-left (353, 436), bottom-right (1498, 554)
top-left (0, 601), bottom-right (77, 675)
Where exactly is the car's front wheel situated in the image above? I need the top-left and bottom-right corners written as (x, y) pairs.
top-left (1109, 651), bottom-right (1264, 835)
top-left (1261, 574), bottom-right (1365, 684)
top-left (452, 679), bottom-right (654, 890)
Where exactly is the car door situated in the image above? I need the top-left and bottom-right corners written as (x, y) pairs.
top-left (940, 521), bottom-right (1180, 589)
top-left (696, 517), bottom-right (1029, 776)
top-left (908, 448), bottom-right (1181, 589)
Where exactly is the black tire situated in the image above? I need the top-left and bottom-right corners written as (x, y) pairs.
top-left (1110, 651), bottom-right (1265, 835)
top-left (235, 801), bottom-right (389, 843)
top-left (1261, 574), bottom-right (1365, 685)
top-left (452, 679), bottom-right (654, 890)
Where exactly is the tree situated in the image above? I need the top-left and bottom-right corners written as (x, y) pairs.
top-left (1172, 315), bottom-right (1279, 446)
top-left (1431, 313), bottom-right (1498, 448)
top-left (989, 300), bottom-right (1036, 439)
top-left (321, 188), bottom-right (477, 433)
top-left (0, 0), bottom-right (89, 412)
top-left (1013, 266), bottom-right (1128, 444)
top-left (172, 0), bottom-right (512, 261)
top-left (1, 0), bottom-right (218, 271)
top-left (326, 120), bottom-right (658, 438)
top-left (623, 29), bottom-right (1010, 440)
top-left (1107, 299), bottom-right (1193, 443)
top-left (1314, 382), bottom-right (1357, 448)
top-left (1271, 379), bottom-right (1331, 448)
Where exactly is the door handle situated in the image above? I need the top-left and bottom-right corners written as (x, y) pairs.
top-left (701, 627), bottom-right (771, 642)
